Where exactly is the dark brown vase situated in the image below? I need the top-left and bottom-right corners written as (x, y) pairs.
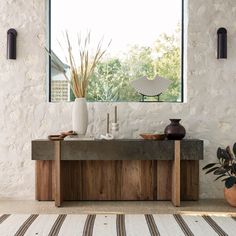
top-left (164, 119), bottom-right (186, 140)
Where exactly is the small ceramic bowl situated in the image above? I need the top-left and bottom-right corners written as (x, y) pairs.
top-left (140, 133), bottom-right (166, 140)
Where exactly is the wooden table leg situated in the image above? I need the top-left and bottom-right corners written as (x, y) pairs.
top-left (55, 141), bottom-right (62, 207)
top-left (171, 140), bottom-right (180, 207)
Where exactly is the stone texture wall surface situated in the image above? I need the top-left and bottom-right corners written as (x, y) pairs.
top-left (0, 0), bottom-right (236, 199)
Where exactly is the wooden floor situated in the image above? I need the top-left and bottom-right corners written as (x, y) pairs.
top-left (0, 200), bottom-right (235, 216)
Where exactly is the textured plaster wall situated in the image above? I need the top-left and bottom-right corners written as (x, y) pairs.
top-left (0, 0), bottom-right (236, 199)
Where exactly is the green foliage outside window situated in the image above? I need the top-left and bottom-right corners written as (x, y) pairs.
top-left (72, 28), bottom-right (181, 102)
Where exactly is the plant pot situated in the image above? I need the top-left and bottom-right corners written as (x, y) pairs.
top-left (224, 184), bottom-right (236, 207)
top-left (72, 98), bottom-right (88, 136)
top-left (164, 119), bottom-right (186, 140)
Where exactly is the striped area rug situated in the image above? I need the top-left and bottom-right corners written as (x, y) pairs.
top-left (0, 214), bottom-right (235, 236)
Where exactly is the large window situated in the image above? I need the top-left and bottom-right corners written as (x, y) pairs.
top-left (48, 0), bottom-right (183, 102)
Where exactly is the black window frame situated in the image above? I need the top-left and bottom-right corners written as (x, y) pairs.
top-left (47, 0), bottom-right (184, 103)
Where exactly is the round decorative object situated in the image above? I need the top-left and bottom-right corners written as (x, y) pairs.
top-left (164, 119), bottom-right (186, 140)
top-left (72, 98), bottom-right (88, 136)
top-left (224, 185), bottom-right (236, 207)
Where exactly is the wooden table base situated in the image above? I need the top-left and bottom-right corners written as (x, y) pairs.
top-left (53, 140), bottom-right (182, 207)
top-left (172, 140), bottom-right (180, 207)
top-left (55, 141), bottom-right (62, 207)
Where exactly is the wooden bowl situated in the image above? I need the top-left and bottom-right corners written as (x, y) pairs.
top-left (140, 133), bottom-right (166, 140)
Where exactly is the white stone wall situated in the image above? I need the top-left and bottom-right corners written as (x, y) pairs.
top-left (0, 0), bottom-right (236, 199)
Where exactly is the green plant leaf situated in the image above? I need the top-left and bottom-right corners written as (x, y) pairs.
top-left (213, 168), bottom-right (228, 175)
top-left (225, 176), bottom-right (236, 189)
top-left (220, 149), bottom-right (230, 160)
top-left (205, 167), bottom-right (219, 174)
top-left (226, 146), bottom-right (234, 161)
top-left (202, 163), bottom-right (217, 170)
top-left (223, 161), bottom-right (229, 168)
top-left (214, 174), bottom-right (227, 181)
top-left (233, 143), bottom-right (236, 157)
top-left (217, 147), bottom-right (222, 159)
top-left (221, 178), bottom-right (228, 182)
top-left (232, 163), bottom-right (236, 174)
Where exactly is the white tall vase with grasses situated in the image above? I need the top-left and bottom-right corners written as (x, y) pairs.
top-left (72, 98), bottom-right (88, 136)
top-left (47, 32), bottom-right (111, 137)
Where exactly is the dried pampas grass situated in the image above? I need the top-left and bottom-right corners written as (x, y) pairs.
top-left (47, 31), bottom-right (111, 98)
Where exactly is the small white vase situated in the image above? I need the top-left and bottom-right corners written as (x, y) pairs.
top-left (111, 122), bottom-right (119, 139)
top-left (72, 98), bottom-right (88, 136)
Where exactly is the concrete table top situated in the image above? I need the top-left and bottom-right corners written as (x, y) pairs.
top-left (32, 139), bottom-right (203, 161)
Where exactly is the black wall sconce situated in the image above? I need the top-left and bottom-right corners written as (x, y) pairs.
top-left (217, 27), bottom-right (227, 59)
top-left (7, 28), bottom-right (17, 60)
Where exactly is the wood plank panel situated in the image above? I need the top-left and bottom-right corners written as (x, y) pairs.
top-left (140, 160), bottom-right (154, 200)
top-left (181, 160), bottom-right (199, 200)
top-left (171, 141), bottom-right (180, 206)
top-left (152, 160), bottom-right (157, 200)
top-left (156, 161), bottom-right (172, 200)
top-left (82, 161), bottom-right (118, 200)
top-left (35, 159), bottom-right (199, 201)
top-left (120, 160), bottom-right (140, 200)
top-left (55, 141), bottom-right (62, 207)
top-left (120, 160), bottom-right (153, 200)
top-left (61, 161), bottom-right (83, 200)
top-left (35, 160), bottom-right (55, 201)
top-left (115, 160), bottom-right (122, 200)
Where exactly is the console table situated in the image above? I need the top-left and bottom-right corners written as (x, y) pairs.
top-left (32, 139), bottom-right (203, 207)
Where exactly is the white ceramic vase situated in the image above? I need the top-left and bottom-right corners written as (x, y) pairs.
top-left (72, 98), bottom-right (88, 136)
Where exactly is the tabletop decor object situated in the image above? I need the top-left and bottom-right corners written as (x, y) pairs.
top-left (130, 75), bottom-right (171, 100)
top-left (72, 97), bottom-right (88, 136)
top-left (203, 143), bottom-right (236, 207)
top-left (164, 119), bottom-right (186, 140)
top-left (140, 133), bottom-right (165, 140)
top-left (111, 106), bottom-right (119, 139)
top-left (47, 32), bottom-right (111, 136)
top-left (100, 113), bottom-right (114, 140)
top-left (48, 130), bottom-right (77, 141)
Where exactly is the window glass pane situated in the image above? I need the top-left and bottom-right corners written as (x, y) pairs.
top-left (50, 0), bottom-right (182, 102)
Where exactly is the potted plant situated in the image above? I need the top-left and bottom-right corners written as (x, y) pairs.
top-left (48, 32), bottom-right (111, 136)
top-left (203, 143), bottom-right (236, 206)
